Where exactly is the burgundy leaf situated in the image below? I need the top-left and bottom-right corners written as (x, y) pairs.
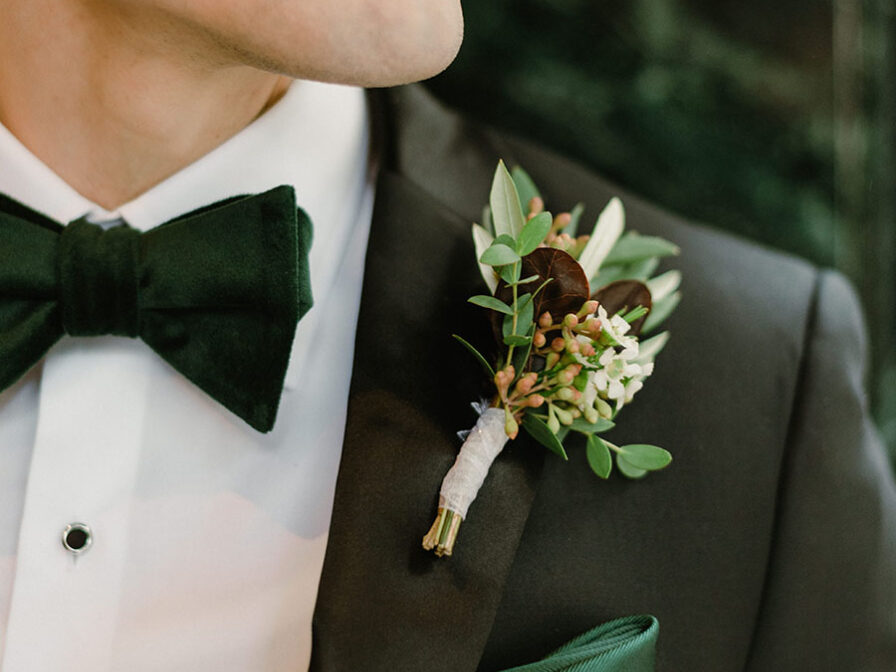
top-left (491, 248), bottom-right (590, 343)
top-left (592, 280), bottom-right (652, 336)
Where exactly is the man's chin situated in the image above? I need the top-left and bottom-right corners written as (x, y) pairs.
top-left (280, 29), bottom-right (464, 88)
top-left (263, 2), bottom-right (464, 88)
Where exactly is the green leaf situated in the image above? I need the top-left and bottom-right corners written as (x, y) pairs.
top-left (647, 269), bottom-right (682, 302)
top-left (515, 274), bottom-right (541, 286)
top-left (635, 331), bottom-right (670, 364)
top-left (590, 263), bottom-right (626, 286)
top-left (503, 294), bottom-right (534, 337)
top-left (511, 165), bottom-right (542, 212)
top-left (616, 454), bottom-right (648, 479)
top-left (593, 258), bottom-right (661, 287)
top-left (499, 262), bottom-right (521, 285)
top-left (490, 160), bottom-right (526, 238)
top-left (480, 243), bottom-right (520, 266)
top-left (452, 335), bottom-right (495, 378)
top-left (502, 308), bottom-right (513, 338)
top-left (481, 205), bottom-right (494, 236)
top-left (472, 223), bottom-right (498, 294)
top-left (603, 233), bottom-right (679, 266)
top-left (521, 413), bottom-right (568, 460)
top-left (468, 295), bottom-right (514, 315)
top-left (517, 212), bottom-right (552, 256)
top-left (586, 435), bottom-right (613, 478)
top-left (515, 292), bottom-right (535, 334)
top-left (570, 417), bottom-right (616, 434)
top-left (626, 257), bottom-right (661, 282)
top-left (642, 291), bottom-right (680, 334)
top-left (563, 202), bottom-right (585, 237)
top-left (494, 234), bottom-right (517, 248)
top-left (529, 278), bottom-right (554, 302)
top-left (579, 198), bottom-right (625, 281)
top-left (622, 305), bottom-right (649, 323)
top-left (616, 444), bottom-right (672, 471)
top-left (502, 334), bottom-right (531, 347)
top-left (512, 324), bottom-right (536, 374)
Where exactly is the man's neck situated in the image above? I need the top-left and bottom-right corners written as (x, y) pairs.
top-left (0, 1), bottom-right (290, 210)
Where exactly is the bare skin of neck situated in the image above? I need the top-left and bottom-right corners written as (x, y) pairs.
top-left (0, 1), bottom-right (291, 210)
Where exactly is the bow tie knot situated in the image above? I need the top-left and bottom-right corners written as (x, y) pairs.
top-left (57, 218), bottom-right (142, 337)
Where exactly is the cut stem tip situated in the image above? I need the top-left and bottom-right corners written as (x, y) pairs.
top-left (422, 508), bottom-right (464, 557)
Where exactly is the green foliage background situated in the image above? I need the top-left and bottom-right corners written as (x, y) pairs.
top-left (426, 0), bottom-right (896, 461)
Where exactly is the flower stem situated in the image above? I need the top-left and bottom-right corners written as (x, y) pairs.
top-left (505, 260), bottom-right (521, 369)
top-left (422, 508), bottom-right (464, 557)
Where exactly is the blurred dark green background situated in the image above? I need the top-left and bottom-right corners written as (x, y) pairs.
top-left (426, 0), bottom-right (896, 461)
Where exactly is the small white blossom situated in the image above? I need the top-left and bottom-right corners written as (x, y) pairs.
top-left (596, 305), bottom-right (636, 350)
top-left (617, 357), bottom-right (656, 409)
top-left (594, 347), bottom-right (643, 403)
top-left (581, 375), bottom-right (598, 410)
top-left (575, 340), bottom-right (658, 416)
top-left (624, 379), bottom-right (644, 403)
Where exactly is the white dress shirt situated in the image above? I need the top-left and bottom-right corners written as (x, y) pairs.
top-left (0, 81), bottom-right (373, 671)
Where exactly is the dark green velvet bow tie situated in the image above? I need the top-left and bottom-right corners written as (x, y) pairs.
top-left (0, 185), bottom-right (313, 432)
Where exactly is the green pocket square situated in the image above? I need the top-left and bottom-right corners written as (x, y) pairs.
top-left (500, 615), bottom-right (658, 672)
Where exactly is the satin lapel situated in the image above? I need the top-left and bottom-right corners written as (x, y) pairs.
top-left (310, 169), bottom-right (544, 672)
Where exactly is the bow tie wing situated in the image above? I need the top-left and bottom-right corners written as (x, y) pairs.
top-left (0, 208), bottom-right (65, 392)
top-left (0, 186), bottom-right (309, 432)
top-left (138, 186), bottom-right (313, 432)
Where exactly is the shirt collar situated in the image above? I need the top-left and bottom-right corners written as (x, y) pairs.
top-left (0, 80), bottom-right (369, 234)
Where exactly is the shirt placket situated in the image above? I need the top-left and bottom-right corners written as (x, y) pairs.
top-left (1, 338), bottom-right (151, 672)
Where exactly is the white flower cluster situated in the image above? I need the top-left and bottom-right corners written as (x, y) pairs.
top-left (576, 305), bottom-right (656, 422)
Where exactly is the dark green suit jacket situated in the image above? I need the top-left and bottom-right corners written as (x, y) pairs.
top-left (309, 85), bottom-right (896, 672)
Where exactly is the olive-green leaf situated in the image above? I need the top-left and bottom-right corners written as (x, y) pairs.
top-left (616, 454), bottom-right (648, 479)
top-left (503, 334), bottom-right (532, 346)
top-left (522, 414), bottom-right (568, 460)
top-left (503, 294), bottom-right (534, 337)
top-left (646, 269), bottom-right (682, 302)
top-left (590, 263), bottom-right (627, 286)
top-left (452, 334), bottom-right (496, 378)
top-left (603, 233), bottom-right (679, 266)
top-left (563, 202), bottom-right (585, 237)
top-left (512, 324), bottom-right (536, 374)
top-left (491, 160), bottom-right (526, 239)
top-left (517, 212), bottom-right (553, 256)
top-left (635, 331), bottom-right (670, 364)
top-left (579, 198), bottom-right (625, 282)
top-left (480, 243), bottom-right (521, 266)
top-left (642, 291), bottom-right (680, 334)
top-left (515, 274), bottom-right (541, 286)
top-left (468, 295), bottom-right (514, 315)
top-left (616, 444), bottom-right (673, 471)
top-left (472, 223), bottom-right (498, 294)
top-left (481, 205), bottom-right (494, 236)
top-left (515, 292), bottom-right (535, 334)
top-left (511, 165), bottom-right (542, 212)
top-left (586, 435), bottom-right (613, 478)
top-left (499, 262), bottom-right (521, 285)
top-left (570, 417), bottom-right (616, 434)
top-left (502, 308), bottom-right (513, 338)
top-left (597, 257), bottom-right (661, 286)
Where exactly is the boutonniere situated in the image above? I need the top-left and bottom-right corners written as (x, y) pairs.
top-left (423, 161), bottom-right (682, 557)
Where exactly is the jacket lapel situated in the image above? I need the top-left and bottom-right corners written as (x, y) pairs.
top-left (311, 87), bottom-right (544, 671)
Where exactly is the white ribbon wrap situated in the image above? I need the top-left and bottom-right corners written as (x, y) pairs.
top-left (439, 407), bottom-right (509, 518)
